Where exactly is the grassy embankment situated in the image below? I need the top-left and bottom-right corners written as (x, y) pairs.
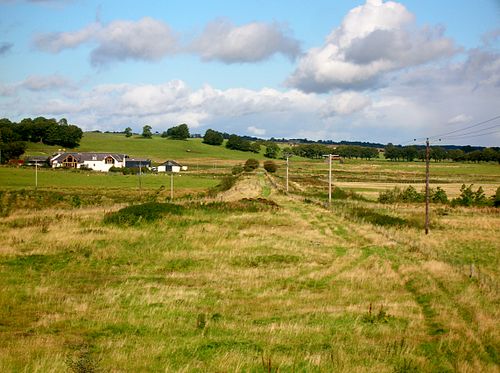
top-left (0, 162), bottom-right (499, 371)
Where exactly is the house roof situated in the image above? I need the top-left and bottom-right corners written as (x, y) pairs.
top-left (25, 156), bottom-right (50, 162)
top-left (160, 160), bottom-right (182, 167)
top-left (51, 152), bottom-right (126, 163)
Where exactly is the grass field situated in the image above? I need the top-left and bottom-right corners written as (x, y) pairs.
top-left (1, 133), bottom-right (499, 371)
top-left (26, 132), bottom-right (269, 163)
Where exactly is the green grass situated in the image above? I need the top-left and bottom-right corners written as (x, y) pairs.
top-left (26, 132), bottom-right (269, 162)
top-left (0, 167), bottom-right (218, 191)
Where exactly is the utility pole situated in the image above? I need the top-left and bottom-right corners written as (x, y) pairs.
top-left (35, 160), bottom-right (38, 190)
top-left (322, 154), bottom-right (333, 205)
top-left (425, 138), bottom-right (430, 235)
top-left (139, 160), bottom-right (142, 194)
top-left (284, 153), bottom-right (292, 193)
top-left (170, 172), bottom-right (174, 200)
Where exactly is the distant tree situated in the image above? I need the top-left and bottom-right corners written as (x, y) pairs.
top-left (142, 125), bottom-right (153, 139)
top-left (203, 129), bottom-right (224, 145)
top-left (263, 160), bottom-right (278, 173)
top-left (161, 131), bottom-right (168, 138)
top-left (124, 127), bottom-right (132, 137)
top-left (250, 142), bottom-right (261, 153)
top-left (384, 143), bottom-right (401, 161)
top-left (226, 134), bottom-right (252, 152)
top-left (264, 142), bottom-right (280, 158)
top-left (166, 123), bottom-right (190, 140)
top-left (493, 186), bottom-right (500, 207)
top-left (402, 146), bottom-right (418, 162)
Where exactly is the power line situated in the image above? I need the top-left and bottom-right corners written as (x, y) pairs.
top-left (439, 123), bottom-right (500, 139)
top-left (441, 129), bottom-right (500, 141)
top-left (428, 114), bottom-right (500, 140)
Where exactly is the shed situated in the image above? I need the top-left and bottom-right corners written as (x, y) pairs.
top-left (158, 160), bottom-right (183, 173)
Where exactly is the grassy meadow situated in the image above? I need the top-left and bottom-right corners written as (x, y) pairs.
top-left (1, 133), bottom-right (499, 372)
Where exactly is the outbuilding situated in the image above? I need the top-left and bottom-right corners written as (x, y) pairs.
top-left (158, 160), bottom-right (186, 173)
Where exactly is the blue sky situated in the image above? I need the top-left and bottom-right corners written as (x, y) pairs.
top-left (1, 0), bottom-right (499, 145)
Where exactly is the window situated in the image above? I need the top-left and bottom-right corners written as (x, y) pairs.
top-left (105, 156), bottom-right (114, 164)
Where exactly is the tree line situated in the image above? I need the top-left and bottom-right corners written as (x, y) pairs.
top-left (384, 144), bottom-right (500, 162)
top-left (0, 117), bottom-right (83, 163)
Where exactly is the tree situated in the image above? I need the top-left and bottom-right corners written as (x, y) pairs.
top-left (166, 123), bottom-right (190, 140)
top-left (142, 125), bottom-right (153, 139)
top-left (226, 134), bottom-right (252, 152)
top-left (203, 129), bottom-right (224, 145)
top-left (264, 142), bottom-right (280, 158)
top-left (124, 127), bottom-right (132, 137)
top-left (244, 158), bottom-right (259, 171)
top-left (263, 160), bottom-right (278, 173)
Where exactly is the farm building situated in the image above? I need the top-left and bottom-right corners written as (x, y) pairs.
top-left (125, 158), bottom-right (151, 168)
top-left (157, 160), bottom-right (187, 173)
top-left (24, 156), bottom-right (50, 167)
top-left (50, 152), bottom-right (126, 172)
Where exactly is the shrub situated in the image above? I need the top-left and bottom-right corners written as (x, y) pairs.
top-left (244, 158), bottom-right (259, 172)
top-left (400, 186), bottom-right (424, 203)
top-left (263, 160), bottom-right (278, 173)
top-left (452, 184), bottom-right (490, 207)
top-left (231, 165), bottom-right (244, 175)
top-left (493, 186), bottom-right (500, 207)
top-left (431, 187), bottom-right (448, 204)
top-left (103, 202), bottom-right (184, 226)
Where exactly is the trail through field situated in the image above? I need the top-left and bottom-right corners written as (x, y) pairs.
top-left (218, 173), bottom-right (264, 201)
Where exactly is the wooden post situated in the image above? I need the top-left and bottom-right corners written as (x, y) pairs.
top-left (170, 172), bottom-right (174, 200)
top-left (425, 138), bottom-right (430, 235)
top-left (328, 154), bottom-right (332, 205)
top-left (286, 156), bottom-right (289, 193)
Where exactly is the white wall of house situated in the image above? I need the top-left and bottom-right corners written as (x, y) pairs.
top-left (82, 160), bottom-right (124, 172)
top-left (158, 165), bottom-right (181, 173)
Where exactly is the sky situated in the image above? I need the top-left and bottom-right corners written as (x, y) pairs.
top-left (0, 0), bottom-right (499, 146)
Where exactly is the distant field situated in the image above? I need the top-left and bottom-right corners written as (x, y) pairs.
top-left (26, 132), bottom-right (268, 162)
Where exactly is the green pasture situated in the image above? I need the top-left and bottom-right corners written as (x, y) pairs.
top-left (0, 167), bottom-right (218, 191)
top-left (26, 132), bottom-right (268, 162)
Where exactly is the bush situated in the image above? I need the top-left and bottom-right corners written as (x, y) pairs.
top-left (263, 160), bottom-right (278, 173)
top-left (452, 184), bottom-right (490, 207)
top-left (493, 186), bottom-right (500, 207)
top-left (104, 202), bottom-right (184, 226)
top-left (231, 165), bottom-right (244, 175)
top-left (431, 187), bottom-right (448, 204)
top-left (244, 158), bottom-right (259, 172)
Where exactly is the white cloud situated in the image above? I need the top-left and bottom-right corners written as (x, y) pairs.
top-left (247, 126), bottom-right (266, 136)
top-left (322, 91), bottom-right (371, 116)
top-left (191, 18), bottom-right (300, 63)
top-left (447, 114), bottom-right (472, 125)
top-left (287, 0), bottom-right (457, 92)
top-left (22, 74), bottom-right (73, 91)
top-left (33, 17), bottom-right (177, 66)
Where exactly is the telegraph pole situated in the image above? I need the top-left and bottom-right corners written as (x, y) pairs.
top-left (284, 153), bottom-right (292, 193)
top-left (139, 161), bottom-right (142, 194)
top-left (35, 160), bottom-right (38, 190)
top-left (322, 154), bottom-right (333, 205)
top-left (170, 172), bottom-right (174, 200)
top-left (425, 138), bottom-right (430, 235)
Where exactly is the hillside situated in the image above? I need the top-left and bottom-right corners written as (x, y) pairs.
top-left (26, 132), bottom-right (268, 163)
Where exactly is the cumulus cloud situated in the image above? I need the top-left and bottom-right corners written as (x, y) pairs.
top-left (33, 17), bottom-right (177, 66)
top-left (322, 91), bottom-right (371, 116)
top-left (0, 74), bottom-right (73, 96)
top-left (287, 0), bottom-right (457, 92)
top-left (247, 126), bottom-right (266, 136)
top-left (0, 42), bottom-right (13, 55)
top-left (191, 18), bottom-right (300, 63)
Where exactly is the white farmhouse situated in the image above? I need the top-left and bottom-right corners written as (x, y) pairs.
top-left (50, 152), bottom-right (126, 172)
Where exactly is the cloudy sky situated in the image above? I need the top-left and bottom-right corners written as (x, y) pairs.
top-left (1, 0), bottom-right (499, 145)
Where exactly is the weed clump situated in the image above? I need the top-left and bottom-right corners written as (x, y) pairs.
top-left (103, 202), bottom-right (184, 226)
